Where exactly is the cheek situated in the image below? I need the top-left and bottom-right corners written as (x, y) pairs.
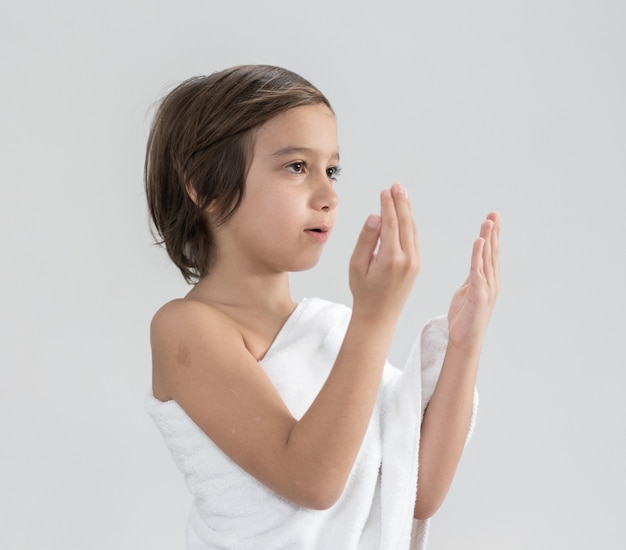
top-left (261, 193), bottom-right (302, 220)
top-left (241, 196), bottom-right (295, 235)
top-left (239, 181), bottom-right (305, 232)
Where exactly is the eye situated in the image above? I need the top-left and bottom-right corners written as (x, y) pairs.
top-left (286, 161), bottom-right (306, 174)
top-left (327, 165), bottom-right (342, 181)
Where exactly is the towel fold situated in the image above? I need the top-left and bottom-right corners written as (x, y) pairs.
top-left (146, 297), bottom-right (477, 549)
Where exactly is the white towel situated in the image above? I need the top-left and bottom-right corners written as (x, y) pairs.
top-left (146, 297), bottom-right (478, 549)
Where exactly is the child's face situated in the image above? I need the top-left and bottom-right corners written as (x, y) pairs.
top-left (215, 103), bottom-right (339, 274)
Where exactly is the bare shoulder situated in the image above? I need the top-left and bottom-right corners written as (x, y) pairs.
top-left (149, 297), bottom-right (301, 501)
top-left (150, 298), bottom-right (239, 340)
top-left (150, 298), bottom-right (244, 401)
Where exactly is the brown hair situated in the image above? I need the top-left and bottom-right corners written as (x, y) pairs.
top-left (144, 64), bottom-right (333, 283)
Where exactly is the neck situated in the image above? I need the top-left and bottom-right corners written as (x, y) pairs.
top-left (186, 261), bottom-right (296, 318)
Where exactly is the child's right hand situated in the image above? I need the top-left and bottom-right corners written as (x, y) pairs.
top-left (349, 183), bottom-right (420, 323)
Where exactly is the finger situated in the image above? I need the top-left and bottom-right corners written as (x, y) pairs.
top-left (486, 211), bottom-right (499, 224)
top-left (350, 214), bottom-right (381, 275)
top-left (471, 237), bottom-right (485, 279)
top-left (484, 212), bottom-right (500, 290)
top-left (391, 183), bottom-right (418, 254)
top-left (480, 219), bottom-right (494, 284)
top-left (490, 213), bottom-right (501, 293)
top-left (377, 187), bottom-right (399, 258)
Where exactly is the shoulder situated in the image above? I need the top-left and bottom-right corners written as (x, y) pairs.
top-left (150, 298), bottom-right (238, 340)
top-left (150, 298), bottom-right (244, 401)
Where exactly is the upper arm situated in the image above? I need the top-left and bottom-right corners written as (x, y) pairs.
top-left (150, 301), bottom-right (303, 503)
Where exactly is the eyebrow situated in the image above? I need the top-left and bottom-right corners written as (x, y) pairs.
top-left (271, 146), bottom-right (340, 162)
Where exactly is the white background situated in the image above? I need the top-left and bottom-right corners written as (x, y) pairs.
top-left (2, 1), bottom-right (625, 548)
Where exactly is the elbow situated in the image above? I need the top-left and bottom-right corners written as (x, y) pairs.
top-left (305, 491), bottom-right (341, 511)
top-left (413, 503), bottom-right (439, 521)
top-left (291, 475), bottom-right (346, 511)
top-left (413, 493), bottom-right (445, 520)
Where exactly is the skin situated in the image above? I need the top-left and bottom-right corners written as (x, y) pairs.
top-left (150, 103), bottom-right (500, 516)
top-left (413, 212), bottom-right (499, 518)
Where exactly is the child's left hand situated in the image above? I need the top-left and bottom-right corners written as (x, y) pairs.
top-left (447, 213), bottom-right (500, 354)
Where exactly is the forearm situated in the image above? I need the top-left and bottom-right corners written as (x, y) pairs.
top-left (285, 311), bottom-right (396, 507)
top-left (285, 184), bottom-right (419, 508)
top-left (413, 211), bottom-right (499, 519)
top-left (413, 344), bottom-right (480, 519)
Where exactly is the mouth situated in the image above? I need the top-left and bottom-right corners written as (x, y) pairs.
top-left (305, 224), bottom-right (331, 233)
top-left (304, 225), bottom-right (331, 242)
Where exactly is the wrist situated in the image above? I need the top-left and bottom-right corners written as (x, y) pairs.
top-left (444, 340), bottom-right (482, 368)
top-left (348, 306), bottom-right (398, 348)
top-left (351, 303), bottom-right (400, 331)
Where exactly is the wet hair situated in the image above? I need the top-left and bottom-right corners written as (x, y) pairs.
top-left (144, 64), bottom-right (333, 283)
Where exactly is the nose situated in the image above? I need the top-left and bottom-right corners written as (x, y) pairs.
top-left (311, 175), bottom-right (339, 212)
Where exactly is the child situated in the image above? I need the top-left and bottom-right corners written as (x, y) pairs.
top-left (144, 65), bottom-right (500, 550)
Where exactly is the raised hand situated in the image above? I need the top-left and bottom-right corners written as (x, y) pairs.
top-left (349, 183), bottom-right (420, 323)
top-left (447, 212), bottom-right (500, 354)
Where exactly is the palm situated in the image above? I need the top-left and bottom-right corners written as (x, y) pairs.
top-left (447, 214), bottom-right (500, 352)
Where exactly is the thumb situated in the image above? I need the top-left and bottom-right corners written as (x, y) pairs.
top-left (350, 215), bottom-right (381, 275)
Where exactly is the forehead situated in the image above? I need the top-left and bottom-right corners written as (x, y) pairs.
top-left (252, 104), bottom-right (338, 157)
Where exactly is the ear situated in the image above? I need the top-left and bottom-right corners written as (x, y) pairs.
top-left (185, 183), bottom-right (219, 214)
top-left (185, 182), bottom-right (200, 206)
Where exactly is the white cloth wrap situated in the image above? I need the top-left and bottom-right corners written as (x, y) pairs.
top-left (146, 297), bottom-right (478, 549)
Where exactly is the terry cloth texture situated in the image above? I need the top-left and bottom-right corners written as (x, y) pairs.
top-left (146, 297), bottom-right (478, 550)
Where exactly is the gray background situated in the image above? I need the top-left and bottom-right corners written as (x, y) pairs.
top-left (2, 0), bottom-right (624, 548)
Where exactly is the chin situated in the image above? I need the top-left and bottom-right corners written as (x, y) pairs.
top-left (287, 256), bottom-right (322, 273)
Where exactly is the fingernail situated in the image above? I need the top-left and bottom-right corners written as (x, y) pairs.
top-left (366, 214), bottom-right (379, 228)
top-left (393, 183), bottom-right (408, 197)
